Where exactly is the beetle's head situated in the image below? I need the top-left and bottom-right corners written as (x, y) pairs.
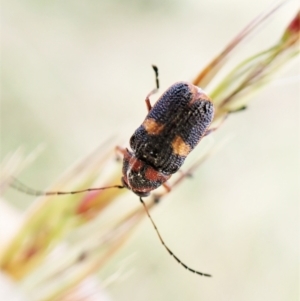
top-left (121, 149), bottom-right (170, 197)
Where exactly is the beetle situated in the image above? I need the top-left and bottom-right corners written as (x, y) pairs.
top-left (120, 66), bottom-right (214, 197)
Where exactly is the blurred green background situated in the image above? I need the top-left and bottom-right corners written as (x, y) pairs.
top-left (1, 0), bottom-right (299, 300)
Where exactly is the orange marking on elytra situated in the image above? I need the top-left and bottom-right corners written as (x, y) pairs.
top-left (143, 118), bottom-right (165, 135)
top-left (172, 136), bottom-right (191, 156)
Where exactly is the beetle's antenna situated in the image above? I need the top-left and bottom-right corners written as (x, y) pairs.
top-left (152, 65), bottom-right (159, 89)
top-left (139, 197), bottom-right (211, 277)
top-left (9, 176), bottom-right (124, 196)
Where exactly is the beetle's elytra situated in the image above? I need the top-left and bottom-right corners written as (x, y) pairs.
top-left (121, 81), bottom-right (214, 197)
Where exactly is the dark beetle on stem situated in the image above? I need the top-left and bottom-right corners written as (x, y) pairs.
top-left (121, 76), bottom-right (214, 197)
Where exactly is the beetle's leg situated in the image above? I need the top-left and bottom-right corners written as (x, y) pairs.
top-left (145, 91), bottom-right (156, 112)
top-left (205, 105), bottom-right (247, 136)
top-left (145, 65), bottom-right (160, 112)
top-left (153, 182), bottom-right (171, 203)
top-left (163, 181), bottom-right (172, 192)
top-left (153, 170), bottom-right (193, 203)
top-left (152, 65), bottom-right (159, 90)
top-left (115, 146), bottom-right (126, 155)
top-left (204, 119), bottom-right (227, 136)
top-left (115, 146), bottom-right (127, 161)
